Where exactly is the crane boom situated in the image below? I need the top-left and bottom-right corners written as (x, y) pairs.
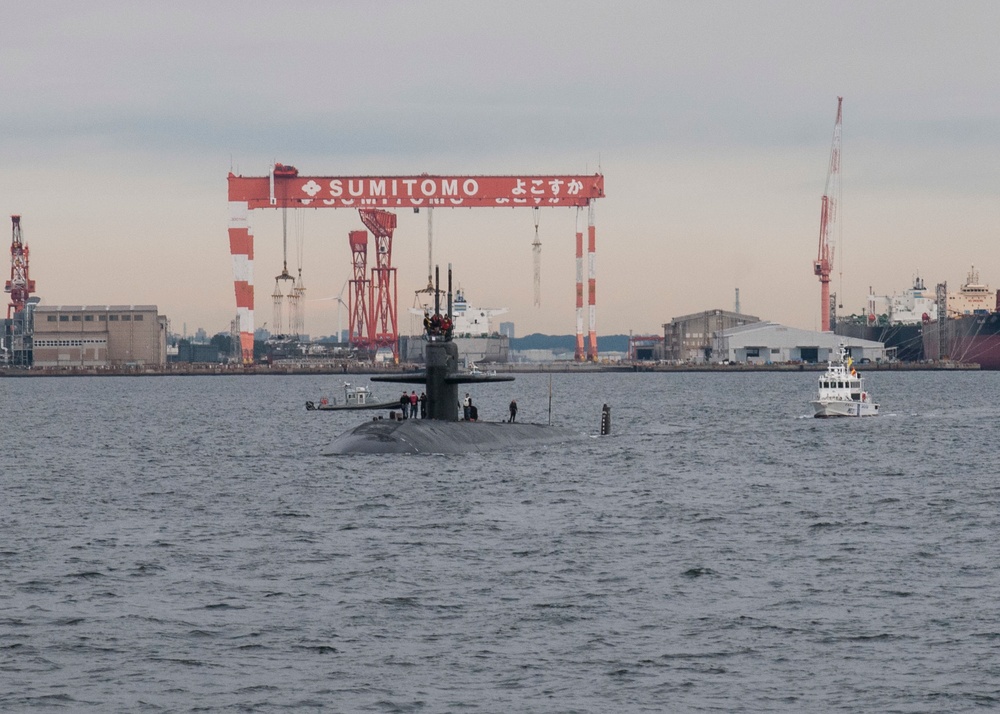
top-left (814, 97), bottom-right (843, 332)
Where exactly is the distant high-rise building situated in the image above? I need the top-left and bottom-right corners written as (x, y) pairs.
top-left (499, 322), bottom-right (515, 339)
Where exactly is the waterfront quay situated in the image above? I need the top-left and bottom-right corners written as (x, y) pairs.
top-left (0, 360), bottom-right (980, 377)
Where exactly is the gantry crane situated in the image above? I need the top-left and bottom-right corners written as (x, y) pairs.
top-left (814, 97), bottom-right (843, 332)
top-left (226, 169), bottom-right (604, 365)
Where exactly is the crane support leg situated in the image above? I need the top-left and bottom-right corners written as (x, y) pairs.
top-left (228, 201), bottom-right (255, 364)
top-left (587, 202), bottom-right (598, 361)
top-left (575, 207), bottom-right (585, 361)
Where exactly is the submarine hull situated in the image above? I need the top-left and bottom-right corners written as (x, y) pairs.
top-left (324, 419), bottom-right (577, 455)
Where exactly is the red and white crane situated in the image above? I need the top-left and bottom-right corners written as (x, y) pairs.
top-left (814, 97), bottom-right (843, 332)
top-left (5, 215), bottom-right (35, 320)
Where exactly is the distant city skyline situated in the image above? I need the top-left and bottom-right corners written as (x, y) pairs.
top-left (2, 2), bottom-right (999, 339)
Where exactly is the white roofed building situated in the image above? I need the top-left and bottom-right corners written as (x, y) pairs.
top-left (714, 322), bottom-right (886, 365)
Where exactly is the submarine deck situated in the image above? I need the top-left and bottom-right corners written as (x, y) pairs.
top-left (324, 418), bottom-right (578, 455)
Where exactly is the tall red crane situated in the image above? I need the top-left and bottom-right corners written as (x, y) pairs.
top-left (5, 215), bottom-right (35, 319)
top-left (814, 97), bottom-right (843, 332)
top-left (358, 208), bottom-right (399, 361)
top-left (347, 229), bottom-right (371, 349)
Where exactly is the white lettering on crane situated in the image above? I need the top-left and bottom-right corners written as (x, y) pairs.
top-left (440, 179), bottom-right (458, 196)
top-left (329, 179), bottom-right (343, 197)
top-left (348, 180), bottom-right (364, 197)
top-left (420, 179), bottom-right (436, 196)
top-left (402, 179), bottom-right (417, 196)
top-left (463, 179), bottom-right (479, 195)
top-left (370, 179), bottom-right (386, 196)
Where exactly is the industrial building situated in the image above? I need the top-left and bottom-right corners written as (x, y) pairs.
top-left (714, 322), bottom-right (886, 365)
top-left (663, 309), bottom-right (762, 363)
top-left (32, 305), bottom-right (168, 368)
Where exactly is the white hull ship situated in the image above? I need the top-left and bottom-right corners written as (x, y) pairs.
top-left (405, 289), bottom-right (509, 364)
top-left (811, 344), bottom-right (879, 418)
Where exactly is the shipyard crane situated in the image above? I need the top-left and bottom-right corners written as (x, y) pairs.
top-left (347, 230), bottom-right (371, 349)
top-left (359, 208), bottom-right (399, 360)
top-left (5, 215), bottom-right (35, 320)
top-left (227, 169), bottom-right (604, 364)
top-left (814, 97), bottom-right (843, 332)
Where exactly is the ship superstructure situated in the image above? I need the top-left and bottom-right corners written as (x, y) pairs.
top-left (404, 288), bottom-right (509, 364)
top-left (839, 275), bottom-right (935, 362)
top-left (947, 267), bottom-right (994, 316)
top-left (922, 267), bottom-right (1000, 369)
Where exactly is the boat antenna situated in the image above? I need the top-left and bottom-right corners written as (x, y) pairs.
top-left (447, 263), bottom-right (453, 319)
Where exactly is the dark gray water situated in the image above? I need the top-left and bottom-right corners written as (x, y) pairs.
top-left (3, 370), bottom-right (1000, 712)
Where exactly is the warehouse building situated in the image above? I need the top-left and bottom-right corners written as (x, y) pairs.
top-left (714, 322), bottom-right (886, 365)
top-left (663, 309), bottom-right (762, 363)
top-left (32, 305), bottom-right (168, 367)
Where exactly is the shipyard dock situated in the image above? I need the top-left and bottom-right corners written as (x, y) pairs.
top-left (0, 359), bottom-right (979, 377)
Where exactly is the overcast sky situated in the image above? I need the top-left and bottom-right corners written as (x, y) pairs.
top-left (2, 1), bottom-right (998, 339)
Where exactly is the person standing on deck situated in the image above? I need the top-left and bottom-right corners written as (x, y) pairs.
top-left (409, 391), bottom-right (418, 418)
top-left (509, 399), bottom-right (518, 423)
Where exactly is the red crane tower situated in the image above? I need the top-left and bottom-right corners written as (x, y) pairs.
top-left (347, 229), bottom-right (371, 349)
top-left (814, 97), bottom-right (843, 332)
top-left (5, 215), bottom-right (35, 319)
top-left (358, 208), bottom-right (399, 361)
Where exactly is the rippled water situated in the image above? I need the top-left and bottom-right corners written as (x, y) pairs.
top-left (3, 370), bottom-right (1000, 712)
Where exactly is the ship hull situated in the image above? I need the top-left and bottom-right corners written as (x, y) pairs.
top-left (835, 322), bottom-right (924, 362)
top-left (811, 399), bottom-right (879, 418)
top-left (922, 313), bottom-right (1000, 369)
top-left (401, 334), bottom-right (509, 364)
top-left (323, 418), bottom-right (577, 454)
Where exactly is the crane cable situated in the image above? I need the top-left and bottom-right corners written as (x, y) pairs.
top-left (532, 207), bottom-right (541, 307)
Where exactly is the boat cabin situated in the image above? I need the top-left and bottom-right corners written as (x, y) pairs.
top-left (344, 384), bottom-right (374, 406)
top-left (818, 376), bottom-right (864, 401)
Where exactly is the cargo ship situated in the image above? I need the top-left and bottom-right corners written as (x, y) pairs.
top-left (922, 267), bottom-right (1000, 369)
top-left (836, 276), bottom-right (936, 362)
top-left (401, 289), bottom-right (509, 365)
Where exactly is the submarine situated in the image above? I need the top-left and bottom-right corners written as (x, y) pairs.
top-left (324, 266), bottom-right (588, 455)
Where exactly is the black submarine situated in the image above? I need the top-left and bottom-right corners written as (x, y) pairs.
top-left (324, 266), bottom-right (593, 455)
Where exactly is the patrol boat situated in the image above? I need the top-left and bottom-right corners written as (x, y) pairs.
top-left (811, 344), bottom-right (879, 418)
top-left (306, 383), bottom-right (399, 411)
